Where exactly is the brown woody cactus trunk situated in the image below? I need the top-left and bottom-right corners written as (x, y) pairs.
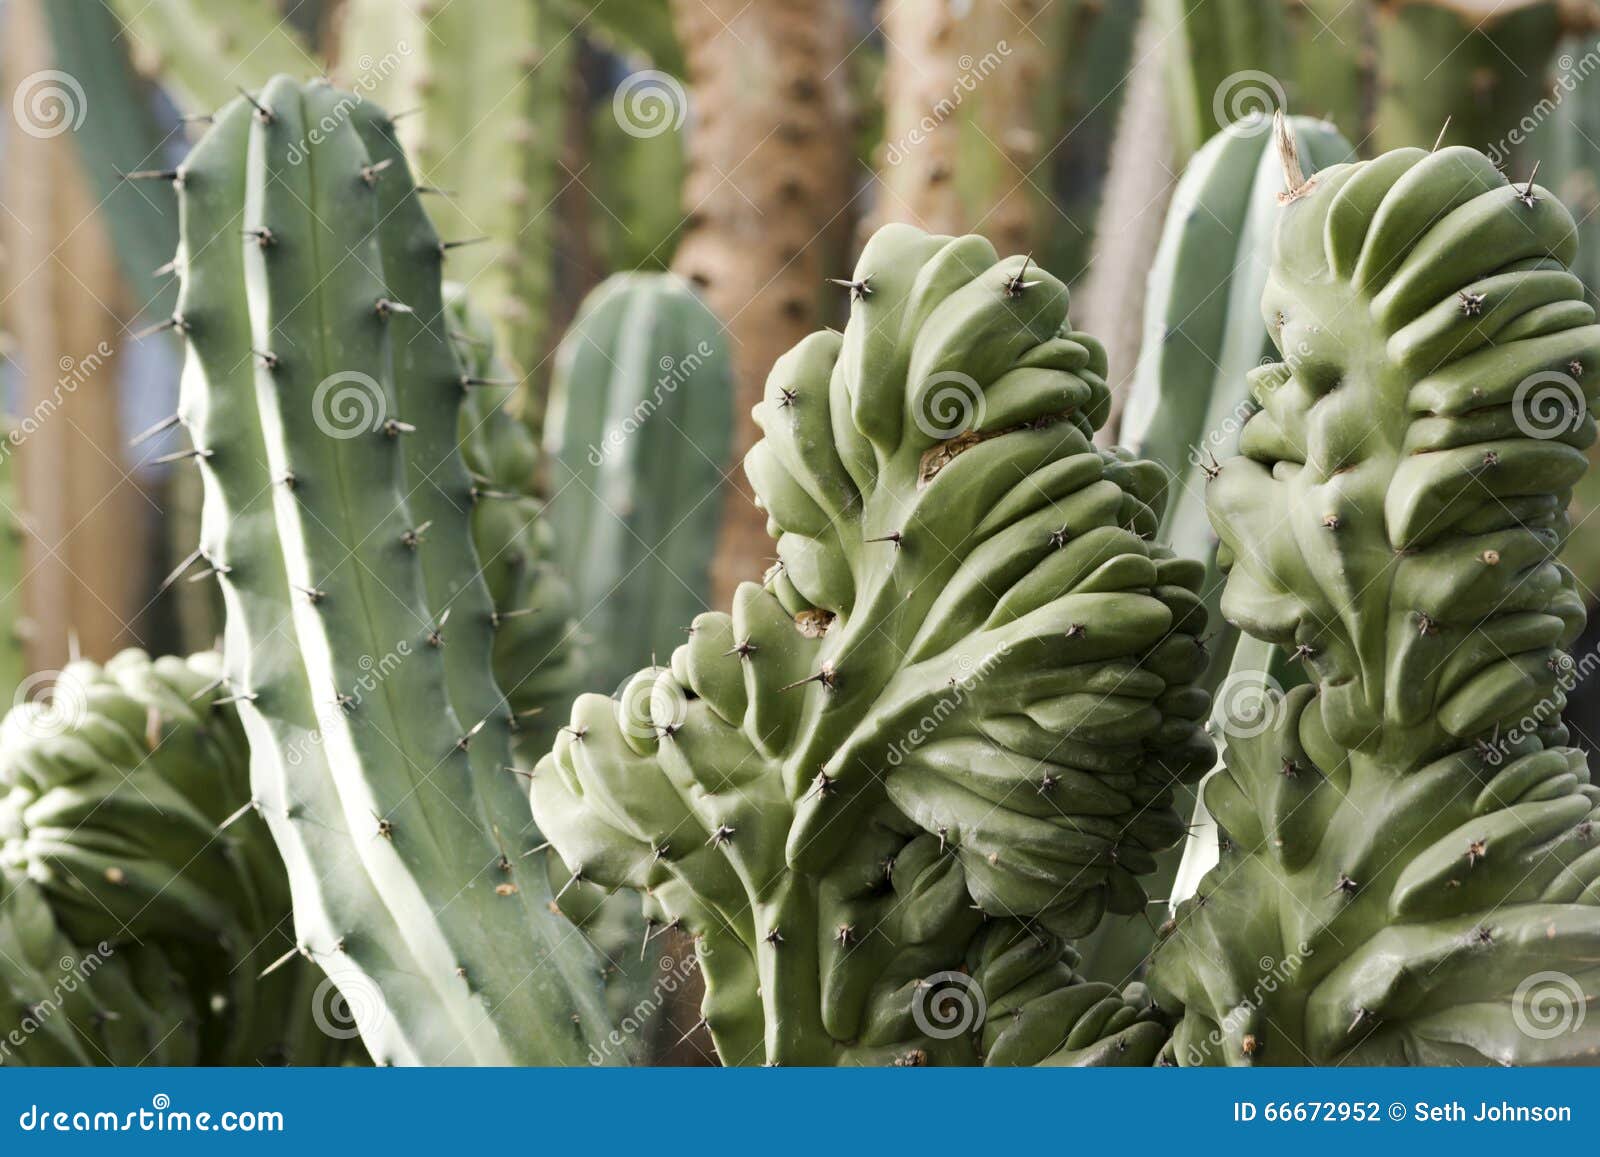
top-left (872, 0), bottom-right (1052, 256)
top-left (669, 0), bottom-right (854, 605)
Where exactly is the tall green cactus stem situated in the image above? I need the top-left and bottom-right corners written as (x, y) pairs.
top-left (445, 286), bottom-right (585, 762)
top-left (1149, 126), bottom-right (1600, 1065)
top-left (0, 650), bottom-right (346, 1065)
top-left (174, 79), bottom-right (610, 1065)
top-left (337, 0), bottom-right (569, 410)
top-left (530, 224), bottom-right (1214, 1065)
top-left (544, 273), bottom-right (733, 695)
top-left (107, 0), bottom-right (310, 113)
top-left (0, 444), bottom-right (27, 705)
top-left (1373, 1), bottom-right (1564, 156)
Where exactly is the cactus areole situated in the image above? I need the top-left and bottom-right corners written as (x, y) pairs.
top-left (530, 224), bottom-right (1214, 1065)
top-left (1149, 120), bottom-right (1600, 1066)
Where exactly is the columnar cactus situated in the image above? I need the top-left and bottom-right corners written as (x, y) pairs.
top-left (172, 78), bottom-right (610, 1065)
top-left (530, 224), bottom-right (1214, 1065)
top-left (0, 650), bottom-right (346, 1065)
top-left (544, 273), bottom-right (732, 695)
top-left (1149, 121), bottom-right (1600, 1065)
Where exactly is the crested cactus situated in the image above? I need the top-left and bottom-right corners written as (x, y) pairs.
top-left (1149, 121), bottom-right (1600, 1065)
top-left (0, 650), bottom-right (346, 1065)
top-left (529, 223), bottom-right (1214, 1065)
top-left (544, 273), bottom-right (733, 695)
top-left (171, 77), bottom-right (610, 1066)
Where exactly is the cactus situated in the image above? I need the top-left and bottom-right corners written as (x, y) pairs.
top-left (171, 78), bottom-right (611, 1065)
top-left (0, 650), bottom-right (346, 1065)
top-left (444, 286), bottom-right (585, 762)
top-left (1155, 1), bottom-right (1569, 164)
top-left (529, 223), bottom-right (1214, 1065)
top-left (335, 0), bottom-right (570, 406)
top-left (105, 0), bottom-right (309, 114)
top-left (1123, 114), bottom-right (1354, 685)
top-left (543, 273), bottom-right (733, 695)
top-left (0, 444), bottom-right (27, 705)
top-left (1148, 122), bottom-right (1600, 1065)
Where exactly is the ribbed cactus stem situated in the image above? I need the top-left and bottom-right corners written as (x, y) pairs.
top-left (175, 79), bottom-right (611, 1065)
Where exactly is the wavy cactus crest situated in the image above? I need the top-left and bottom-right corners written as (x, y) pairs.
top-left (0, 650), bottom-right (345, 1065)
top-left (1150, 128), bottom-right (1600, 1066)
top-left (531, 224), bottom-right (1213, 1065)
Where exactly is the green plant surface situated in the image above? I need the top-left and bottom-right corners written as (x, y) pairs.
top-left (336, 0), bottom-right (570, 405)
top-left (107, 0), bottom-right (311, 114)
top-left (0, 650), bottom-right (345, 1065)
top-left (1149, 130), bottom-right (1600, 1065)
top-left (543, 272), bottom-right (733, 695)
top-left (530, 223), bottom-right (1214, 1065)
top-left (0, 445), bottom-right (27, 706)
top-left (173, 79), bottom-right (611, 1065)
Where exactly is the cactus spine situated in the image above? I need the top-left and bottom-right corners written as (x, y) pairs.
top-left (544, 274), bottom-right (732, 694)
top-left (1149, 122), bottom-right (1600, 1065)
top-left (173, 78), bottom-right (611, 1065)
top-left (530, 224), bottom-right (1214, 1065)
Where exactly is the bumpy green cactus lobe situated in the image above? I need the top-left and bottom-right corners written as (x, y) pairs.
top-left (0, 872), bottom-right (198, 1066)
top-left (1150, 139), bottom-right (1600, 1065)
top-left (545, 274), bottom-right (733, 694)
top-left (0, 650), bottom-right (343, 1066)
top-left (531, 224), bottom-right (1214, 1064)
top-left (177, 79), bottom-right (610, 1065)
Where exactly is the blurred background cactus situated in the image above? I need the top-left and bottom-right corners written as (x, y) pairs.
top-left (4, 0), bottom-right (1600, 1066)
